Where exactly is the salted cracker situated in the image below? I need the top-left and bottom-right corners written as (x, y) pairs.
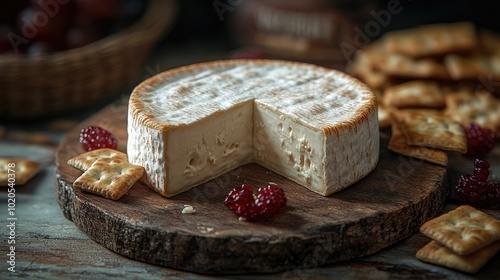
top-left (444, 91), bottom-right (500, 137)
top-left (398, 112), bottom-right (467, 153)
top-left (395, 108), bottom-right (443, 118)
top-left (379, 54), bottom-right (449, 80)
top-left (0, 158), bottom-right (42, 186)
top-left (383, 22), bottom-right (477, 57)
top-left (441, 82), bottom-right (477, 96)
top-left (387, 121), bottom-right (448, 167)
top-left (73, 158), bottom-right (144, 200)
top-left (68, 148), bottom-right (129, 171)
top-left (420, 205), bottom-right (500, 255)
top-left (444, 30), bottom-right (500, 80)
top-left (416, 240), bottom-right (500, 274)
top-left (346, 41), bottom-right (391, 90)
top-left (383, 81), bottom-right (445, 109)
top-left (444, 54), bottom-right (500, 80)
top-left (377, 104), bottom-right (392, 129)
top-left (478, 29), bottom-right (500, 54)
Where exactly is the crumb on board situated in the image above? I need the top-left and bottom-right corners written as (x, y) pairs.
top-left (182, 205), bottom-right (196, 214)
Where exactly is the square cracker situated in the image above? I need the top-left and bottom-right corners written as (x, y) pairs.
top-left (398, 111), bottom-right (467, 153)
top-left (383, 22), bottom-right (477, 57)
top-left (383, 81), bottom-right (445, 109)
top-left (0, 158), bottom-right (42, 186)
top-left (379, 54), bottom-right (449, 80)
top-left (416, 240), bottom-right (500, 274)
top-left (444, 91), bottom-right (500, 137)
top-left (377, 104), bottom-right (392, 129)
top-left (479, 29), bottom-right (500, 54)
top-left (420, 205), bottom-right (500, 255)
top-left (73, 158), bottom-right (144, 200)
top-left (68, 148), bottom-right (129, 172)
top-left (444, 54), bottom-right (496, 80)
top-left (388, 121), bottom-right (448, 166)
top-left (346, 41), bottom-right (391, 90)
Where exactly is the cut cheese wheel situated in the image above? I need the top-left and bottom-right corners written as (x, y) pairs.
top-left (127, 60), bottom-right (379, 197)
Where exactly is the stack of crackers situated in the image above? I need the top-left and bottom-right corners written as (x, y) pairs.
top-left (67, 148), bottom-right (144, 200)
top-left (347, 22), bottom-right (500, 165)
top-left (417, 205), bottom-right (500, 273)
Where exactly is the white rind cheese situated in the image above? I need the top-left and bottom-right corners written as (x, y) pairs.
top-left (128, 60), bottom-right (379, 197)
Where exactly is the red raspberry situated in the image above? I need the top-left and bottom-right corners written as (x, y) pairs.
top-left (255, 184), bottom-right (287, 220)
top-left (224, 184), bottom-right (258, 221)
top-left (464, 124), bottom-right (496, 157)
top-left (473, 158), bottom-right (491, 182)
top-left (455, 159), bottom-right (500, 207)
top-left (224, 184), bottom-right (287, 221)
top-left (79, 126), bottom-right (117, 151)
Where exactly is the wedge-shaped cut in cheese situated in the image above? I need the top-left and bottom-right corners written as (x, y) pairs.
top-left (127, 60), bottom-right (379, 197)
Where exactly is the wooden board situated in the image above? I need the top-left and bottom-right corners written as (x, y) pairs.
top-left (55, 103), bottom-right (448, 274)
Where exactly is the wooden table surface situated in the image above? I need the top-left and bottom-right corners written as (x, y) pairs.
top-left (1, 41), bottom-right (500, 279)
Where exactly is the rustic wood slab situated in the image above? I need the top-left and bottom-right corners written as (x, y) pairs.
top-left (55, 103), bottom-right (448, 274)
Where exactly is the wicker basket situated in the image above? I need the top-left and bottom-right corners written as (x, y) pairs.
top-left (0, 0), bottom-right (177, 120)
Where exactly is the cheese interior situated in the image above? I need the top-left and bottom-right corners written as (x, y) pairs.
top-left (167, 100), bottom-right (254, 194)
top-left (128, 60), bottom-right (379, 197)
top-left (254, 102), bottom-right (326, 193)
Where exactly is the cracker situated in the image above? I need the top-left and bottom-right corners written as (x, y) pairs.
top-left (416, 240), bottom-right (500, 274)
top-left (444, 54), bottom-right (489, 80)
top-left (383, 22), bottom-right (477, 57)
top-left (445, 51), bottom-right (500, 81)
top-left (387, 121), bottom-right (448, 166)
top-left (0, 158), bottom-right (42, 186)
top-left (478, 29), bottom-right (500, 54)
top-left (68, 148), bottom-right (129, 172)
top-left (379, 54), bottom-right (449, 79)
top-left (444, 91), bottom-right (500, 137)
top-left (9, 131), bottom-right (54, 146)
top-left (398, 112), bottom-right (467, 153)
top-left (346, 43), bottom-right (391, 90)
top-left (73, 158), bottom-right (144, 200)
top-left (396, 108), bottom-right (443, 118)
top-left (383, 81), bottom-right (445, 109)
top-left (420, 205), bottom-right (500, 255)
top-left (377, 104), bottom-right (392, 129)
top-left (441, 82), bottom-right (476, 96)
top-left (347, 58), bottom-right (391, 90)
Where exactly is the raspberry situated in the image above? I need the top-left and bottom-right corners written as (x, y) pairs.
top-left (230, 47), bottom-right (266, 59)
top-left (79, 126), bottom-right (117, 151)
top-left (224, 184), bottom-right (287, 221)
top-left (473, 159), bottom-right (491, 182)
top-left (455, 158), bottom-right (500, 208)
top-left (255, 185), bottom-right (287, 220)
top-left (224, 184), bottom-right (258, 221)
top-left (464, 124), bottom-right (496, 157)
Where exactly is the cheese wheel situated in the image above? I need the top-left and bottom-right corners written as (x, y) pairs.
top-left (128, 60), bottom-right (379, 197)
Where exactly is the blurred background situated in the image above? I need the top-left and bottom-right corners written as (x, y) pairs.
top-left (1, 2), bottom-right (499, 277)
top-left (1, 0), bottom-right (500, 125)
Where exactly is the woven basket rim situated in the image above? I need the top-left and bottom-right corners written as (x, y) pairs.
top-left (0, 0), bottom-right (177, 66)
